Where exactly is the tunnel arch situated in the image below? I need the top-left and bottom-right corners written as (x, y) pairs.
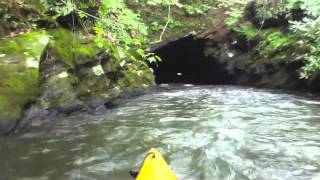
top-left (151, 35), bottom-right (236, 85)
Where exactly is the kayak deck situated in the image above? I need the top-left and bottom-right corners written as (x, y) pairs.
top-left (135, 148), bottom-right (177, 180)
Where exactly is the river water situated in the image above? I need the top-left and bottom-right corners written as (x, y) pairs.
top-left (1, 85), bottom-right (320, 180)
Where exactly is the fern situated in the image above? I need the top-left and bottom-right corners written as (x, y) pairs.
top-left (289, 0), bottom-right (320, 78)
top-left (91, 0), bottom-right (163, 64)
top-left (301, 0), bottom-right (320, 17)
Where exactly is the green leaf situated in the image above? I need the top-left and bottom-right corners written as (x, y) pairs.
top-left (78, 11), bottom-right (87, 19)
top-left (92, 65), bottom-right (104, 76)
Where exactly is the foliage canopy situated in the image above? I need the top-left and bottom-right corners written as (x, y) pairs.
top-left (2, 0), bottom-right (320, 79)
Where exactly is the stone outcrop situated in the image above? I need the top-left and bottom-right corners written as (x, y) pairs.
top-left (0, 31), bottom-right (50, 135)
top-left (0, 29), bottom-right (155, 135)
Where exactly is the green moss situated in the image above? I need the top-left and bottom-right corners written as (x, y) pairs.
top-left (47, 76), bottom-right (79, 108)
top-left (48, 29), bottom-right (76, 68)
top-left (0, 30), bottom-right (49, 57)
top-left (0, 30), bottom-right (49, 129)
top-left (73, 42), bottom-right (100, 63)
top-left (0, 66), bottom-right (39, 120)
top-left (48, 29), bottom-right (101, 68)
top-left (116, 61), bottom-right (154, 93)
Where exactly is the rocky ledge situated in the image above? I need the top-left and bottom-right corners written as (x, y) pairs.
top-left (0, 29), bottom-right (155, 136)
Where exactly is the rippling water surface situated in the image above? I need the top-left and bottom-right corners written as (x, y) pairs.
top-left (1, 85), bottom-right (320, 180)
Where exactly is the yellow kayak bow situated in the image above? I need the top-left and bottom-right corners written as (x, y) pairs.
top-left (136, 148), bottom-right (177, 180)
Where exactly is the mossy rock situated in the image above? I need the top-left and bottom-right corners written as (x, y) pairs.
top-left (0, 30), bottom-right (50, 135)
top-left (116, 60), bottom-right (155, 95)
top-left (38, 72), bottom-right (83, 112)
top-left (47, 29), bottom-right (100, 69)
top-left (36, 28), bottom-right (155, 113)
top-left (0, 28), bottom-right (155, 134)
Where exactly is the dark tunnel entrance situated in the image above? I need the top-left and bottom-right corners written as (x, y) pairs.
top-left (151, 35), bottom-right (236, 85)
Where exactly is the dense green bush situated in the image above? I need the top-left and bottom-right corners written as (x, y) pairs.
top-left (80, 0), bottom-right (212, 65)
top-left (222, 0), bottom-right (320, 79)
top-left (290, 0), bottom-right (320, 78)
top-left (0, 0), bottom-right (215, 67)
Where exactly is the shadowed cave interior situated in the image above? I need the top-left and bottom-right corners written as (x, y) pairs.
top-left (151, 35), bottom-right (235, 85)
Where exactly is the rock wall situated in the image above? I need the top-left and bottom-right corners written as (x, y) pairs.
top-left (0, 31), bottom-right (50, 135)
top-left (0, 29), bottom-right (155, 135)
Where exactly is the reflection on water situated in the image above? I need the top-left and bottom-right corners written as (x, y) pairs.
top-left (1, 85), bottom-right (320, 180)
